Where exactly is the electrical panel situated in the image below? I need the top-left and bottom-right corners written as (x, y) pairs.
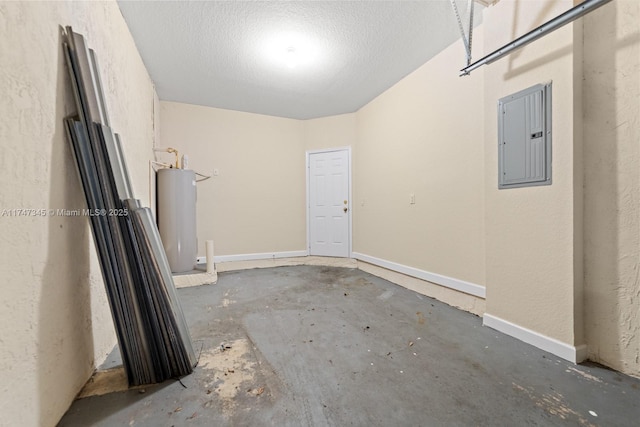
top-left (498, 82), bottom-right (552, 189)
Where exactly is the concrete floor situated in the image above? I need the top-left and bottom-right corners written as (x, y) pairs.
top-left (60, 266), bottom-right (640, 426)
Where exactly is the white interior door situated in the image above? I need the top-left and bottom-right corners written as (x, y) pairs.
top-left (308, 149), bottom-right (350, 257)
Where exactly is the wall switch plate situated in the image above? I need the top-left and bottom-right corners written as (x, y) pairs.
top-left (213, 168), bottom-right (219, 176)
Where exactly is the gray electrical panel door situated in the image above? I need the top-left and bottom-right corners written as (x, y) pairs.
top-left (498, 82), bottom-right (552, 189)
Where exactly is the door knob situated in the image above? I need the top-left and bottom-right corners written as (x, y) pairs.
top-left (343, 207), bottom-right (348, 213)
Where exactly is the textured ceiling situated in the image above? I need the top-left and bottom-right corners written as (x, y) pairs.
top-left (118, 1), bottom-right (483, 120)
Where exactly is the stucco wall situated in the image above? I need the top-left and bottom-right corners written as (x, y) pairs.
top-left (482, 0), bottom-right (582, 347)
top-left (583, 0), bottom-right (640, 376)
top-left (353, 26), bottom-right (485, 288)
top-left (0, 1), bottom-right (156, 426)
top-left (160, 101), bottom-right (307, 257)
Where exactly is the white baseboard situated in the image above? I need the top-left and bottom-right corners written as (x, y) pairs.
top-left (211, 250), bottom-right (308, 263)
top-left (192, 250), bottom-right (588, 365)
top-left (483, 313), bottom-right (587, 363)
top-left (352, 252), bottom-right (485, 298)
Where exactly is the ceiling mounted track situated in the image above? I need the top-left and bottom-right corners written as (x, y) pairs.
top-left (459, 0), bottom-right (613, 76)
top-left (450, 0), bottom-right (476, 66)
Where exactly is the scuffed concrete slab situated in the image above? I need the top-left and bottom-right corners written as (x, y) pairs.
top-left (60, 266), bottom-right (640, 427)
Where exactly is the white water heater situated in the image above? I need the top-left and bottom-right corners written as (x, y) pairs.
top-left (157, 168), bottom-right (197, 273)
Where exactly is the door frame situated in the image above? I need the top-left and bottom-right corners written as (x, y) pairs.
top-left (306, 146), bottom-right (352, 258)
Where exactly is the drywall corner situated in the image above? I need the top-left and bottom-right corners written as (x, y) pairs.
top-left (353, 21), bottom-right (485, 291)
top-left (572, 9), bottom-right (585, 351)
top-left (159, 102), bottom-right (307, 258)
top-left (483, 0), bottom-right (580, 350)
top-left (304, 113), bottom-right (357, 152)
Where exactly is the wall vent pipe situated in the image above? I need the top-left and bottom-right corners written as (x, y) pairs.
top-left (460, 0), bottom-right (613, 76)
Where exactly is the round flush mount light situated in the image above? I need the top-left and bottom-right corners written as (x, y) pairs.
top-left (260, 31), bottom-right (320, 71)
top-left (286, 46), bottom-right (297, 68)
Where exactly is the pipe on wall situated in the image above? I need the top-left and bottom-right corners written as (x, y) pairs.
top-left (460, 0), bottom-right (613, 76)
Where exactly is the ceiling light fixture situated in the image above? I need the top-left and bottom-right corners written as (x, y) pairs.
top-left (260, 31), bottom-right (321, 72)
top-left (286, 46), bottom-right (297, 69)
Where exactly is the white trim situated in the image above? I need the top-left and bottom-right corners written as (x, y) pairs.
top-left (306, 147), bottom-right (352, 258)
top-left (348, 147), bottom-right (353, 257)
top-left (306, 146), bottom-right (352, 155)
top-left (483, 313), bottom-right (588, 363)
top-left (212, 250), bottom-right (308, 263)
top-left (306, 153), bottom-right (310, 255)
top-left (352, 252), bottom-right (486, 298)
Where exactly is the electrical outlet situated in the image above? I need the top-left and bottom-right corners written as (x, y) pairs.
top-left (410, 194), bottom-right (415, 204)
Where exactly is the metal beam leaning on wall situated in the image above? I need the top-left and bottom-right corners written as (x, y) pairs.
top-left (121, 198), bottom-right (173, 379)
top-left (64, 119), bottom-right (142, 383)
top-left (128, 201), bottom-right (197, 375)
top-left (99, 125), bottom-right (196, 380)
top-left (92, 88), bottom-right (195, 380)
top-left (95, 124), bottom-right (159, 384)
top-left (62, 26), bottom-right (195, 385)
top-left (88, 49), bottom-right (110, 127)
top-left (63, 32), bottom-right (149, 383)
top-left (90, 66), bottom-right (163, 381)
top-left (64, 29), bottom-right (154, 385)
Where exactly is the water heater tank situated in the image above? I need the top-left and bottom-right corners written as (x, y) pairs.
top-left (157, 168), bottom-right (197, 273)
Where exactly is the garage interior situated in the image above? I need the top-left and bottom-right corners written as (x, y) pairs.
top-left (1, 0), bottom-right (639, 426)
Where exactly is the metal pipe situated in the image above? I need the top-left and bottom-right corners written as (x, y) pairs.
top-left (460, 0), bottom-right (613, 76)
top-left (153, 147), bottom-right (180, 168)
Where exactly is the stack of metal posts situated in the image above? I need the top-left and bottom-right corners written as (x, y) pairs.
top-left (62, 27), bottom-right (196, 386)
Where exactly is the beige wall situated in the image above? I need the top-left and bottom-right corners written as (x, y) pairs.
top-left (583, 0), bottom-right (640, 375)
top-left (354, 27), bottom-right (485, 287)
top-left (160, 28), bottom-right (488, 303)
top-left (159, 103), bottom-right (358, 259)
top-left (158, 0), bottom-right (640, 378)
top-left (353, 0), bottom-right (639, 376)
top-left (160, 102), bottom-right (307, 257)
top-left (0, 1), bottom-right (157, 426)
top-left (304, 113), bottom-right (357, 151)
top-left (483, 0), bottom-right (582, 346)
